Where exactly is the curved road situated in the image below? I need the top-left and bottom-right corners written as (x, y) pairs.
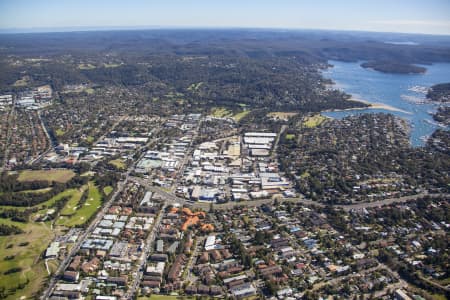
top-left (192, 192), bottom-right (448, 211)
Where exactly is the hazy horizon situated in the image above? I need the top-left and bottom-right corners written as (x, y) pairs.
top-left (1, 0), bottom-right (449, 36)
top-left (1, 25), bottom-right (450, 37)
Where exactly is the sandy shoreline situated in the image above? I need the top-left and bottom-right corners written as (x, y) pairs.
top-left (353, 98), bottom-right (412, 114)
top-left (323, 69), bottom-right (412, 114)
top-left (322, 97), bottom-right (412, 114)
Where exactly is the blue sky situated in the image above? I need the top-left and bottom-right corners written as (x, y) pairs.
top-left (0, 0), bottom-right (449, 35)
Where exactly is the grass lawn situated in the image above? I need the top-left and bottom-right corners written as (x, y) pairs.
top-left (78, 63), bottom-right (96, 70)
top-left (267, 112), bottom-right (298, 120)
top-left (103, 63), bottom-right (122, 68)
top-left (109, 158), bottom-right (126, 170)
top-left (55, 128), bottom-right (65, 137)
top-left (59, 186), bottom-right (87, 216)
top-left (0, 218), bottom-right (27, 228)
top-left (56, 182), bottom-right (102, 227)
top-left (13, 77), bottom-right (29, 87)
top-left (0, 219), bottom-right (53, 300)
top-left (85, 135), bottom-right (95, 143)
top-left (19, 187), bottom-right (53, 194)
top-left (138, 296), bottom-right (197, 300)
top-left (81, 171), bottom-right (96, 177)
top-left (0, 188), bottom-right (76, 214)
top-left (233, 110), bottom-right (250, 122)
top-left (431, 294), bottom-right (447, 300)
top-left (46, 259), bottom-right (59, 274)
top-left (301, 171), bottom-right (310, 179)
top-left (303, 114), bottom-right (327, 128)
top-left (103, 186), bottom-right (113, 196)
top-left (18, 169), bottom-right (75, 183)
top-left (210, 107), bottom-right (233, 118)
top-left (84, 88), bottom-right (95, 94)
top-left (285, 134), bottom-right (295, 140)
top-left (430, 294), bottom-right (446, 300)
top-left (187, 82), bottom-right (203, 91)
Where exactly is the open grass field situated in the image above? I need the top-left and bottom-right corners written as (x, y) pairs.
top-left (103, 63), bottom-right (122, 68)
top-left (0, 188), bottom-right (76, 213)
top-left (210, 107), bottom-right (233, 118)
top-left (0, 188), bottom-right (52, 196)
top-left (0, 219), bottom-right (53, 300)
top-left (109, 158), bottom-right (126, 170)
top-left (17, 169), bottom-right (75, 183)
top-left (55, 128), bottom-right (65, 137)
top-left (187, 82), bottom-right (203, 91)
top-left (233, 110), bottom-right (250, 122)
top-left (268, 112), bottom-right (298, 120)
top-left (303, 114), bottom-right (328, 128)
top-left (301, 171), bottom-right (310, 178)
top-left (78, 63), bottom-right (96, 70)
top-left (0, 184), bottom-right (95, 298)
top-left (20, 187), bottom-right (53, 194)
top-left (56, 182), bottom-right (102, 227)
top-left (13, 77), bottom-right (30, 87)
top-left (103, 186), bottom-right (113, 196)
top-left (84, 88), bottom-right (95, 94)
top-left (46, 259), bottom-right (59, 274)
top-left (210, 107), bottom-right (250, 121)
top-left (59, 186), bottom-right (87, 216)
top-left (138, 296), bottom-right (197, 300)
top-left (431, 294), bottom-right (447, 300)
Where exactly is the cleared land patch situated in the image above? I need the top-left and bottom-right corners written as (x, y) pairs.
top-left (210, 107), bottom-right (250, 121)
top-left (56, 182), bottom-right (102, 227)
top-left (84, 88), bottom-right (95, 94)
top-left (187, 82), bottom-right (203, 91)
top-left (103, 63), bottom-right (122, 68)
top-left (59, 186), bottom-right (87, 216)
top-left (109, 158), bottom-right (126, 170)
top-left (233, 110), bottom-right (250, 122)
top-left (0, 188), bottom-right (76, 213)
top-left (210, 107), bottom-right (233, 118)
top-left (17, 169), bottom-right (75, 183)
top-left (268, 112), bottom-right (298, 120)
top-left (103, 186), bottom-right (113, 196)
top-left (12, 76), bottom-right (30, 87)
top-left (55, 129), bottom-right (65, 137)
top-left (303, 114), bottom-right (328, 128)
top-left (0, 220), bottom-right (53, 300)
top-left (138, 296), bottom-right (197, 300)
top-left (20, 187), bottom-right (53, 194)
top-left (78, 63), bottom-right (96, 70)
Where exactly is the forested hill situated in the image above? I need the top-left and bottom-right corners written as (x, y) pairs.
top-left (427, 82), bottom-right (450, 102)
top-left (1, 29), bottom-right (450, 65)
top-left (360, 61), bottom-right (426, 74)
top-left (1, 29), bottom-right (450, 111)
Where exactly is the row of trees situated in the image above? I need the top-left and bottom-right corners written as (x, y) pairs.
top-left (0, 173), bottom-right (50, 193)
top-left (0, 224), bottom-right (23, 236)
top-left (0, 174), bottom-right (89, 207)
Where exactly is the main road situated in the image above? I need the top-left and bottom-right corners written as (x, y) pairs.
top-left (28, 110), bottom-right (55, 165)
top-left (42, 126), bottom-right (165, 299)
top-left (0, 98), bottom-right (15, 171)
top-left (123, 203), bottom-right (167, 299)
top-left (40, 179), bottom-right (128, 300)
top-left (128, 176), bottom-right (188, 205)
top-left (196, 192), bottom-right (448, 211)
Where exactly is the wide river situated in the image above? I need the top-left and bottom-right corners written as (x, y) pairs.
top-left (321, 60), bottom-right (450, 146)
